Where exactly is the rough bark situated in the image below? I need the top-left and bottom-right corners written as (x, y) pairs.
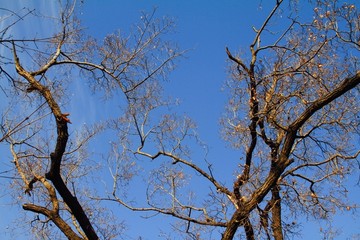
top-left (13, 42), bottom-right (99, 240)
top-left (244, 217), bottom-right (255, 240)
top-left (221, 72), bottom-right (360, 239)
top-left (23, 204), bottom-right (82, 240)
top-left (271, 185), bottom-right (283, 240)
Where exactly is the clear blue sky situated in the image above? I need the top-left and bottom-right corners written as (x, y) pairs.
top-left (0, 1), bottom-right (359, 239)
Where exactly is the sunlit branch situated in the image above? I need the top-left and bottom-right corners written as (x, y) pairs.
top-left (251, 0), bottom-right (284, 50)
top-left (94, 195), bottom-right (227, 227)
top-left (136, 150), bottom-right (235, 204)
top-left (282, 150), bottom-right (360, 179)
top-left (10, 142), bottom-right (29, 188)
top-left (124, 51), bottom-right (182, 93)
top-left (290, 72), bottom-right (360, 131)
top-left (12, 34), bottom-right (99, 240)
top-left (29, 26), bottom-right (66, 76)
top-left (225, 47), bottom-right (249, 74)
top-left (0, 101), bottom-right (47, 143)
top-left (22, 203), bottom-right (82, 240)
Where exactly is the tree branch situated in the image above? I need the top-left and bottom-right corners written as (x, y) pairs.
top-left (12, 41), bottom-right (99, 240)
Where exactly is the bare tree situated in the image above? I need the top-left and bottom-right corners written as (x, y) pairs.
top-left (96, 1), bottom-right (359, 239)
top-left (0, 2), bottom-right (180, 239)
top-left (220, 1), bottom-right (360, 239)
top-left (0, 0), bottom-right (359, 240)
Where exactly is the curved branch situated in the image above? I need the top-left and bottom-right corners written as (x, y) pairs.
top-left (290, 72), bottom-right (360, 131)
top-left (282, 150), bottom-right (360, 179)
top-left (137, 150), bottom-right (234, 203)
top-left (94, 196), bottom-right (227, 227)
top-left (222, 72), bottom-right (360, 240)
top-left (226, 47), bottom-right (250, 73)
top-left (12, 42), bottom-right (99, 240)
top-left (251, 0), bottom-right (284, 49)
top-left (23, 204), bottom-right (82, 240)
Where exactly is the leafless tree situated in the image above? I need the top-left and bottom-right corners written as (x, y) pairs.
top-left (0, 2), bottom-right (180, 239)
top-left (221, 1), bottom-right (359, 238)
top-left (96, 1), bottom-right (359, 239)
top-left (0, 0), bottom-right (359, 240)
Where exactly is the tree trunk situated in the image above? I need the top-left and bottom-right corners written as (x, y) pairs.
top-left (271, 185), bottom-right (283, 240)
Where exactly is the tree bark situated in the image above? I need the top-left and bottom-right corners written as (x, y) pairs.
top-left (23, 203), bottom-right (82, 240)
top-left (221, 73), bottom-right (360, 240)
top-left (244, 217), bottom-right (255, 240)
top-left (13, 43), bottom-right (99, 240)
top-left (46, 172), bottom-right (98, 240)
top-left (221, 210), bottom-right (242, 240)
top-left (271, 185), bottom-right (283, 240)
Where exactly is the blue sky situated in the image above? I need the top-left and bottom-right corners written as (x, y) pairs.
top-left (0, 0), bottom-right (359, 239)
